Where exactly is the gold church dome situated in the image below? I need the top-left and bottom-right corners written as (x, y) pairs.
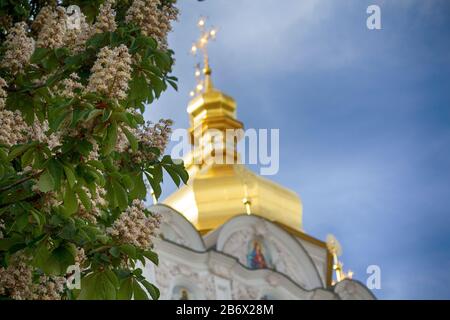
top-left (163, 162), bottom-right (303, 233)
top-left (163, 19), bottom-right (303, 232)
top-left (163, 64), bottom-right (303, 232)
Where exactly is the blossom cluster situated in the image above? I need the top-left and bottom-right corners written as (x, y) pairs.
top-left (65, 11), bottom-right (91, 54)
top-left (0, 253), bottom-right (65, 300)
top-left (115, 119), bottom-right (173, 163)
top-left (33, 275), bottom-right (66, 300)
top-left (0, 114), bottom-right (61, 150)
top-left (126, 0), bottom-right (179, 49)
top-left (87, 44), bottom-right (132, 100)
top-left (30, 119), bottom-right (62, 150)
top-left (0, 81), bottom-right (29, 146)
top-left (77, 186), bottom-right (108, 223)
top-left (0, 77), bottom-right (61, 149)
top-left (1, 22), bottom-right (35, 74)
top-left (0, 77), bottom-right (6, 109)
top-left (36, 6), bottom-right (67, 49)
top-left (107, 199), bottom-right (161, 249)
top-left (138, 119), bottom-right (173, 156)
top-left (92, 0), bottom-right (117, 35)
top-left (56, 73), bottom-right (84, 99)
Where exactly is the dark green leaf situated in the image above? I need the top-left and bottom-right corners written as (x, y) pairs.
top-left (63, 164), bottom-right (77, 188)
top-left (21, 147), bottom-right (35, 167)
top-left (43, 245), bottom-right (76, 275)
top-left (113, 179), bottom-right (128, 210)
top-left (37, 171), bottom-right (55, 192)
top-left (77, 273), bottom-right (99, 300)
top-left (132, 280), bottom-right (149, 300)
top-left (143, 250), bottom-right (159, 266)
top-left (163, 165), bottom-right (180, 187)
top-left (8, 143), bottom-right (33, 161)
top-left (75, 186), bottom-right (91, 211)
top-left (118, 277), bottom-right (133, 300)
top-left (30, 48), bottom-right (50, 64)
top-left (63, 185), bottom-right (78, 215)
top-left (119, 244), bottom-right (136, 259)
top-left (102, 122), bottom-right (118, 156)
top-left (121, 126), bottom-right (138, 152)
top-left (109, 246), bottom-right (120, 258)
top-left (141, 279), bottom-right (160, 300)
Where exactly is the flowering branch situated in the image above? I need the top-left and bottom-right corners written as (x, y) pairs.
top-left (0, 0), bottom-right (186, 301)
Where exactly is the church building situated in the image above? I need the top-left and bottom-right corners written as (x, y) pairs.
top-left (142, 20), bottom-right (375, 300)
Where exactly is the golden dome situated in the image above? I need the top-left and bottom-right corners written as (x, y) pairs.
top-left (164, 163), bottom-right (303, 232)
top-left (163, 68), bottom-right (303, 232)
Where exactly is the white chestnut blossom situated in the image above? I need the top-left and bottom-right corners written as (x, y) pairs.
top-left (88, 139), bottom-right (100, 161)
top-left (134, 119), bottom-right (173, 163)
top-left (56, 73), bottom-right (84, 98)
top-left (31, 6), bottom-right (53, 34)
top-left (92, 0), bottom-right (117, 34)
top-left (107, 199), bottom-right (161, 249)
top-left (0, 109), bottom-right (29, 147)
top-left (1, 22), bottom-right (35, 74)
top-left (36, 6), bottom-right (67, 49)
top-left (0, 253), bottom-right (34, 300)
top-left (115, 126), bottom-right (137, 153)
top-left (65, 12), bottom-right (91, 54)
top-left (115, 119), bottom-right (172, 163)
top-left (0, 0), bottom-right (180, 301)
top-left (77, 186), bottom-right (108, 223)
top-left (0, 77), bottom-right (7, 110)
top-left (1, 78), bottom-right (61, 149)
top-left (138, 119), bottom-right (173, 156)
top-left (32, 275), bottom-right (66, 300)
top-left (126, 0), bottom-right (179, 49)
top-left (30, 119), bottom-right (62, 150)
top-left (0, 84), bottom-right (29, 147)
top-left (87, 44), bottom-right (132, 100)
top-left (0, 253), bottom-right (65, 300)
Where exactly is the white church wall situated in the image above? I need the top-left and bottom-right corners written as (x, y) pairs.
top-left (147, 204), bottom-right (374, 300)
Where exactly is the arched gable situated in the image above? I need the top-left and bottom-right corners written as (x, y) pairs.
top-left (214, 214), bottom-right (323, 290)
top-left (150, 204), bottom-right (205, 252)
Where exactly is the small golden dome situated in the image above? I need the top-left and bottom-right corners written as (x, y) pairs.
top-left (165, 26), bottom-right (302, 231)
top-left (163, 75), bottom-right (303, 232)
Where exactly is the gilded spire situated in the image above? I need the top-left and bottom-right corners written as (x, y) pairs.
top-left (185, 17), bottom-right (243, 168)
top-left (163, 18), bottom-right (304, 232)
top-left (190, 17), bottom-right (217, 96)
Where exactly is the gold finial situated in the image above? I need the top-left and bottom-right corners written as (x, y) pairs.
top-left (235, 165), bottom-right (253, 215)
top-left (326, 234), bottom-right (353, 284)
top-left (242, 183), bottom-right (252, 214)
top-left (190, 16), bottom-right (218, 96)
top-left (242, 198), bottom-right (252, 215)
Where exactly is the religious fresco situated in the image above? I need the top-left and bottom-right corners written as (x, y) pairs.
top-left (246, 238), bottom-right (271, 269)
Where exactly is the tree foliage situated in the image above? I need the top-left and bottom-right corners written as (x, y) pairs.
top-left (0, 0), bottom-right (186, 300)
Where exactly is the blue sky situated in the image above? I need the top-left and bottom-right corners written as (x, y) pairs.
top-left (144, 0), bottom-right (450, 299)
